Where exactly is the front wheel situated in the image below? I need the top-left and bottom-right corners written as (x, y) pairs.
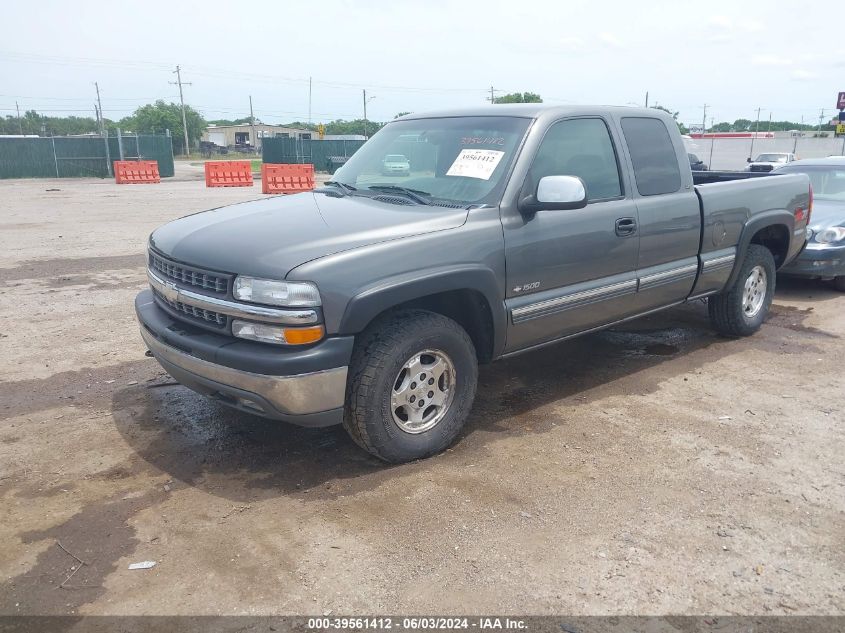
top-left (708, 244), bottom-right (776, 337)
top-left (343, 310), bottom-right (478, 463)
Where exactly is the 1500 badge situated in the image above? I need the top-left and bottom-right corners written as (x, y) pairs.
top-left (512, 281), bottom-right (540, 293)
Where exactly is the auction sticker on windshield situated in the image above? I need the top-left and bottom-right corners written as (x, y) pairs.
top-left (446, 149), bottom-right (505, 180)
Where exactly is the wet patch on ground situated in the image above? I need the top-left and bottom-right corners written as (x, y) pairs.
top-left (43, 274), bottom-right (144, 293)
top-left (767, 304), bottom-right (840, 338)
top-left (0, 254), bottom-right (144, 284)
top-left (0, 359), bottom-right (162, 420)
top-left (3, 490), bottom-right (166, 614)
top-left (111, 383), bottom-right (393, 503)
top-left (107, 302), bottom-right (735, 505)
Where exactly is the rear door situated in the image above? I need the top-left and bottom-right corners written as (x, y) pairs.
top-left (617, 116), bottom-right (701, 311)
top-left (502, 117), bottom-right (640, 352)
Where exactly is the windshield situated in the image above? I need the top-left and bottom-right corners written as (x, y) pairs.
top-left (755, 153), bottom-right (788, 163)
top-left (333, 116), bottom-right (532, 205)
top-left (778, 165), bottom-right (845, 201)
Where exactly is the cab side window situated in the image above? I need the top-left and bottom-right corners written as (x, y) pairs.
top-left (620, 117), bottom-right (682, 196)
top-left (528, 118), bottom-right (623, 201)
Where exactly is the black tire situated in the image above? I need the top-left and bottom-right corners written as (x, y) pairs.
top-left (343, 309), bottom-right (478, 463)
top-left (833, 276), bottom-right (845, 292)
top-left (708, 244), bottom-right (776, 337)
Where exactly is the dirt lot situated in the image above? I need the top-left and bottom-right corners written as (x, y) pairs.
top-left (0, 175), bottom-right (843, 617)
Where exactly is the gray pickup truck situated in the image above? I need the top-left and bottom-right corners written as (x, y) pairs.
top-left (136, 105), bottom-right (812, 463)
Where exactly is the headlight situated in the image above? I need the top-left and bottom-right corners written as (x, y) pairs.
top-left (232, 320), bottom-right (324, 346)
top-left (814, 227), bottom-right (845, 244)
top-left (233, 276), bottom-right (321, 307)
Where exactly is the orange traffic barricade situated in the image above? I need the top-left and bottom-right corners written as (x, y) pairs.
top-left (205, 161), bottom-right (254, 187)
top-left (261, 163), bottom-right (315, 194)
top-left (114, 160), bottom-right (160, 184)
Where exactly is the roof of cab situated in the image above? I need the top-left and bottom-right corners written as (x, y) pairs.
top-left (397, 104), bottom-right (668, 121)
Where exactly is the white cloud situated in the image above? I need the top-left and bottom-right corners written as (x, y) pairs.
top-left (751, 55), bottom-right (792, 67)
top-left (598, 32), bottom-right (624, 48)
top-left (790, 69), bottom-right (819, 81)
top-left (707, 15), bottom-right (764, 32)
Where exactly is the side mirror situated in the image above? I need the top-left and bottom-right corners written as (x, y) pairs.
top-left (519, 175), bottom-right (588, 214)
top-left (747, 157), bottom-right (752, 163)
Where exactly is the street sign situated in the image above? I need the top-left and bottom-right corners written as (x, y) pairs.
top-left (838, 91), bottom-right (845, 110)
top-left (837, 123), bottom-right (845, 136)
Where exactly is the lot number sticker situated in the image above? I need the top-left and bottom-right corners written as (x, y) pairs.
top-left (446, 149), bottom-right (505, 180)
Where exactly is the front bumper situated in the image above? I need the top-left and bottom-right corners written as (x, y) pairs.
top-left (136, 290), bottom-right (353, 426)
top-left (780, 244), bottom-right (845, 279)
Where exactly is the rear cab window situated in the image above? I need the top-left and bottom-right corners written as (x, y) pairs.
top-left (620, 117), bottom-right (682, 196)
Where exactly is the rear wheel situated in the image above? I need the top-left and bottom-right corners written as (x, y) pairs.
top-left (833, 276), bottom-right (845, 292)
top-left (708, 244), bottom-right (776, 337)
top-left (343, 310), bottom-right (478, 463)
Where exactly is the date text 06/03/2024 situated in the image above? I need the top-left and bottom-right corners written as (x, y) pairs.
top-left (306, 617), bottom-right (527, 630)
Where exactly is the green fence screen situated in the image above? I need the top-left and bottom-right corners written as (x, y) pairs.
top-left (262, 138), bottom-right (366, 171)
top-left (0, 133), bottom-right (174, 179)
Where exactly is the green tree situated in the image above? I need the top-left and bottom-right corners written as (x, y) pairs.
top-left (120, 100), bottom-right (206, 154)
top-left (651, 104), bottom-right (688, 134)
top-left (0, 111), bottom-right (104, 136)
top-left (493, 92), bottom-right (543, 104)
top-left (207, 117), bottom-right (255, 126)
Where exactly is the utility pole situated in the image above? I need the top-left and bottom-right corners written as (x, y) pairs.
top-left (169, 65), bottom-right (192, 155)
top-left (362, 90), bottom-right (376, 138)
top-left (702, 104), bottom-right (708, 135)
top-left (308, 77), bottom-right (312, 124)
top-left (767, 111), bottom-right (772, 133)
top-left (644, 91), bottom-right (649, 108)
top-left (748, 108), bottom-right (763, 158)
top-left (249, 95), bottom-right (257, 153)
top-left (15, 101), bottom-right (22, 134)
top-left (749, 107), bottom-right (762, 160)
top-left (491, 85), bottom-right (495, 104)
top-left (94, 82), bottom-right (112, 176)
top-left (818, 109), bottom-right (825, 133)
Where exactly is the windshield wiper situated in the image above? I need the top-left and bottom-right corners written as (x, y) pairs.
top-left (323, 181), bottom-right (357, 196)
top-left (366, 185), bottom-right (432, 205)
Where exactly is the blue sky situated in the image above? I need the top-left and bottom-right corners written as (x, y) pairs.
top-left (1, 0), bottom-right (840, 127)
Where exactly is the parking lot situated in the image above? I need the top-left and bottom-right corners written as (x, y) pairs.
top-left (1, 175), bottom-right (843, 616)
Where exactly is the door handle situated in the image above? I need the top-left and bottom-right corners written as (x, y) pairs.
top-left (615, 217), bottom-right (637, 236)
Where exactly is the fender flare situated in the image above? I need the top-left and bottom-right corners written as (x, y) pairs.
top-left (725, 210), bottom-right (794, 288)
top-left (338, 265), bottom-right (507, 358)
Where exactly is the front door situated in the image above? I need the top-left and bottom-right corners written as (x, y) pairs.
top-left (503, 117), bottom-right (640, 352)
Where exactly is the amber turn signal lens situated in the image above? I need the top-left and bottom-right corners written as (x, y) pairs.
top-left (282, 325), bottom-right (325, 345)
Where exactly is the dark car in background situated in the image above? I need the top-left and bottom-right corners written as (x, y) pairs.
top-left (688, 153), bottom-right (708, 171)
top-left (778, 157), bottom-right (845, 291)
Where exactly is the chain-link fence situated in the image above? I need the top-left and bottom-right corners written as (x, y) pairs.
top-left (0, 133), bottom-right (175, 179)
top-left (262, 138), bottom-right (365, 172)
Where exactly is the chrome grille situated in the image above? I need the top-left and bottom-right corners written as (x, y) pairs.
top-left (149, 251), bottom-right (228, 294)
top-left (153, 289), bottom-right (227, 328)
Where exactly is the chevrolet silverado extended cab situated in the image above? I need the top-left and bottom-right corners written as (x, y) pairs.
top-left (136, 105), bottom-right (811, 463)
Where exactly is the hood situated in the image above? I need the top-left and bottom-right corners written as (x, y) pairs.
top-left (149, 192), bottom-right (469, 279)
top-left (809, 198), bottom-right (845, 230)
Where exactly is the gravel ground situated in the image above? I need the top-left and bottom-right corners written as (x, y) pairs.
top-left (0, 175), bottom-right (843, 617)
